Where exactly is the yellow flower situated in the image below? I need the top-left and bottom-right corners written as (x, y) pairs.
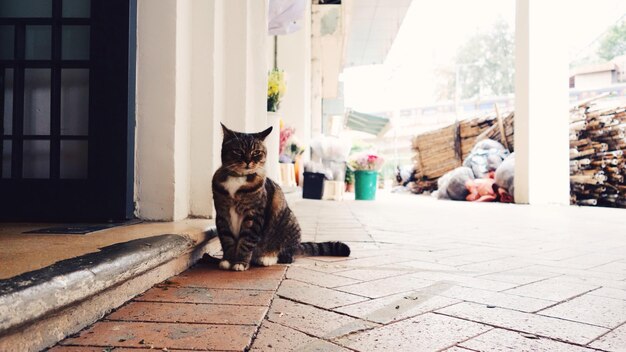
top-left (268, 68), bottom-right (286, 112)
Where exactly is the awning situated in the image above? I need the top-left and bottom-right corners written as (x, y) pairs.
top-left (345, 110), bottom-right (391, 137)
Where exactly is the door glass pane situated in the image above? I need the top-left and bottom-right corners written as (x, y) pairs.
top-left (61, 69), bottom-right (88, 135)
top-left (25, 25), bottom-right (51, 60)
top-left (60, 140), bottom-right (87, 178)
top-left (23, 69), bottom-right (51, 135)
top-left (23, 140), bottom-right (49, 178)
top-left (0, 0), bottom-right (52, 18)
top-left (3, 68), bottom-right (12, 135)
top-left (2, 140), bottom-right (10, 178)
top-left (0, 25), bottom-right (14, 59)
top-left (62, 0), bottom-right (90, 18)
top-left (62, 26), bottom-right (89, 60)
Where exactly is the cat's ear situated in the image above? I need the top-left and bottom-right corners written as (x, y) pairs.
top-left (221, 123), bottom-right (236, 140)
top-left (254, 126), bottom-right (273, 141)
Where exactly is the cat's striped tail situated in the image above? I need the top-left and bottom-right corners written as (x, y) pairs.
top-left (299, 241), bottom-right (351, 257)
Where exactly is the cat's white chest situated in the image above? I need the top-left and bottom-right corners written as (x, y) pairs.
top-left (229, 207), bottom-right (243, 237)
top-left (221, 176), bottom-right (247, 237)
top-left (221, 176), bottom-right (247, 197)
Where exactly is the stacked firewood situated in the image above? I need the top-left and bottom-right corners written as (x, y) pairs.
top-left (570, 98), bottom-right (626, 207)
top-left (411, 109), bottom-right (514, 184)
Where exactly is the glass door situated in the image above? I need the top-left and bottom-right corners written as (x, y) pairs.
top-left (0, 0), bottom-right (134, 221)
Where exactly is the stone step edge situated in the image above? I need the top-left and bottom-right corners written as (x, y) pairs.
top-left (0, 227), bottom-right (217, 338)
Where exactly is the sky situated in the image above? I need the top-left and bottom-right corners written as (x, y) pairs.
top-left (342, 0), bottom-right (626, 113)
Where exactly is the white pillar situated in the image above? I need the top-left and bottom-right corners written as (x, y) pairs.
top-left (136, 0), bottom-right (270, 220)
top-left (135, 0), bottom-right (178, 220)
top-left (189, 0), bottom-right (216, 218)
top-left (218, 0), bottom-right (268, 133)
top-left (192, 0), bottom-right (269, 217)
top-left (514, 0), bottom-right (570, 205)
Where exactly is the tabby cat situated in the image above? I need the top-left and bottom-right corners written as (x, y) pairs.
top-left (212, 123), bottom-right (350, 271)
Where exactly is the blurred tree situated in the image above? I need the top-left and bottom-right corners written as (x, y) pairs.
top-left (597, 21), bottom-right (626, 61)
top-left (437, 18), bottom-right (515, 101)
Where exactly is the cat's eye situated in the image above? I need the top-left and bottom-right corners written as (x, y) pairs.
top-left (232, 150), bottom-right (242, 156)
top-left (252, 151), bottom-right (262, 157)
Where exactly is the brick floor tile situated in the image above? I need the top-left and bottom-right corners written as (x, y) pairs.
top-left (135, 285), bottom-right (274, 306)
top-left (333, 290), bottom-right (460, 324)
top-left (410, 271), bottom-right (517, 291)
top-left (277, 279), bottom-right (368, 309)
top-left (60, 321), bottom-right (256, 351)
top-left (47, 346), bottom-right (194, 352)
top-left (291, 258), bottom-right (348, 273)
top-left (286, 266), bottom-right (361, 288)
top-left (529, 249), bottom-right (587, 261)
top-left (383, 260), bottom-right (465, 274)
top-left (50, 345), bottom-right (198, 351)
top-left (539, 294), bottom-right (626, 328)
top-left (336, 275), bottom-right (435, 298)
top-left (48, 347), bottom-right (108, 352)
top-left (589, 287), bottom-right (626, 301)
top-left (334, 312), bottom-right (490, 352)
top-left (554, 254), bottom-right (625, 270)
top-left (459, 328), bottom-right (597, 352)
top-left (334, 267), bottom-right (413, 281)
top-left (503, 277), bottom-right (600, 302)
top-left (589, 261), bottom-right (626, 276)
top-left (432, 285), bottom-right (555, 313)
top-left (477, 266), bottom-right (561, 285)
top-left (589, 323), bottom-right (626, 351)
top-left (251, 320), bottom-right (349, 351)
top-left (456, 258), bottom-right (532, 274)
top-left (329, 255), bottom-right (416, 270)
top-left (267, 298), bottom-right (377, 339)
top-left (303, 255), bottom-right (353, 263)
top-left (436, 302), bottom-right (608, 344)
top-left (435, 251), bottom-right (509, 265)
top-left (529, 264), bottom-right (626, 281)
top-left (106, 301), bottom-right (267, 325)
top-left (441, 347), bottom-right (476, 352)
top-left (165, 265), bottom-right (286, 291)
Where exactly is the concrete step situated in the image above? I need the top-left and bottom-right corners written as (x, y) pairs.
top-left (0, 227), bottom-right (218, 352)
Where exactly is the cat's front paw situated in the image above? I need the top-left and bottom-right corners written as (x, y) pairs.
top-left (219, 260), bottom-right (232, 270)
top-left (256, 255), bottom-right (278, 267)
top-left (231, 262), bottom-right (249, 271)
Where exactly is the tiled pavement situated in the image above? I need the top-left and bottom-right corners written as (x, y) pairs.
top-left (51, 194), bottom-right (626, 351)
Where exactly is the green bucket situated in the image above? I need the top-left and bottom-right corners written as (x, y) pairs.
top-left (354, 170), bottom-right (378, 200)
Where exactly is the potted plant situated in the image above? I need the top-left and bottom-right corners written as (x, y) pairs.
top-left (348, 152), bottom-right (385, 200)
top-left (345, 167), bottom-right (355, 192)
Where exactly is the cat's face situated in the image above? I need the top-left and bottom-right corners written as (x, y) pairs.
top-left (220, 123), bottom-right (273, 175)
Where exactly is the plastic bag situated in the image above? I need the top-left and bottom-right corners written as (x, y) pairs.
top-left (463, 139), bottom-right (509, 178)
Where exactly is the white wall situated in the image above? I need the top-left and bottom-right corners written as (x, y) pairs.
top-left (135, 0), bottom-right (269, 221)
top-left (514, 0), bottom-right (570, 205)
top-left (135, 0), bottom-right (177, 220)
top-left (575, 71), bottom-right (614, 89)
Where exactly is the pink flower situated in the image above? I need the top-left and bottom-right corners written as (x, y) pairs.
top-left (348, 152), bottom-right (384, 171)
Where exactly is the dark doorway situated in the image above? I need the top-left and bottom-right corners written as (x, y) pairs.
top-left (0, 0), bottom-right (135, 221)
